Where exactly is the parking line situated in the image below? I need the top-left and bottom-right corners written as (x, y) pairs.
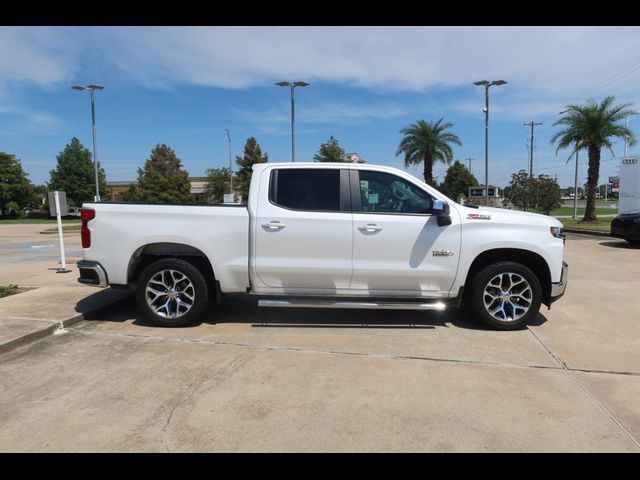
top-left (527, 326), bottom-right (640, 449)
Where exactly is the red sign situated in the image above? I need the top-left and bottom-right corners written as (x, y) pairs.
top-left (612, 183), bottom-right (619, 189)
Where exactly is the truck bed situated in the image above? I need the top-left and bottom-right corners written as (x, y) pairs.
top-left (82, 202), bottom-right (250, 291)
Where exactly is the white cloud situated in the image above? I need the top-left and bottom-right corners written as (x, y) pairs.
top-left (2, 26), bottom-right (640, 148)
top-left (1, 26), bottom-right (640, 97)
top-left (0, 27), bottom-right (79, 90)
top-left (0, 105), bottom-right (64, 135)
top-left (232, 101), bottom-right (408, 132)
top-left (90, 26), bottom-right (640, 95)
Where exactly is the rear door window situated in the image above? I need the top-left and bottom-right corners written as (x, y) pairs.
top-left (270, 169), bottom-right (344, 212)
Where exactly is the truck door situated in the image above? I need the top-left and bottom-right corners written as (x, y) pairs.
top-left (253, 167), bottom-right (353, 291)
top-left (349, 169), bottom-right (461, 297)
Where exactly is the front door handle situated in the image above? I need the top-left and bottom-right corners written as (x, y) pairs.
top-left (262, 221), bottom-right (286, 231)
top-left (358, 224), bottom-right (383, 233)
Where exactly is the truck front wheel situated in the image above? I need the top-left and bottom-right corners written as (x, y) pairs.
top-left (468, 261), bottom-right (542, 330)
top-left (136, 258), bottom-right (209, 327)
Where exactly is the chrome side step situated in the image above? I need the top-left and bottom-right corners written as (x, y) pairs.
top-left (258, 299), bottom-right (446, 311)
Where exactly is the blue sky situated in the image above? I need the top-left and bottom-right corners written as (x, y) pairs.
top-left (2, 26), bottom-right (640, 188)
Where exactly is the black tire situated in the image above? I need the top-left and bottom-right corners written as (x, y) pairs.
top-left (467, 261), bottom-right (542, 330)
top-left (136, 258), bottom-right (209, 327)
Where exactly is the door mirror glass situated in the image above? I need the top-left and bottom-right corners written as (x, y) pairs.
top-left (432, 200), bottom-right (450, 215)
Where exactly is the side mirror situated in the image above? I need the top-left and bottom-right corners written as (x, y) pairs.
top-left (432, 200), bottom-right (452, 226)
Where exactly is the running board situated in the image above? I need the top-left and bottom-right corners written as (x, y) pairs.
top-left (258, 299), bottom-right (446, 311)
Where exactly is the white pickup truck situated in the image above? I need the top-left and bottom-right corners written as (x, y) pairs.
top-left (78, 162), bottom-right (568, 330)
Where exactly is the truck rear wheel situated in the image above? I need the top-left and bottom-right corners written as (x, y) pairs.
top-left (468, 261), bottom-right (542, 330)
top-left (136, 258), bottom-right (209, 327)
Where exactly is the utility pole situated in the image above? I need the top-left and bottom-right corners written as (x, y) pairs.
top-left (524, 121), bottom-right (542, 177)
top-left (466, 158), bottom-right (474, 176)
top-left (225, 129), bottom-right (233, 195)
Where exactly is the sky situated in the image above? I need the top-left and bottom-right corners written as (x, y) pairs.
top-left (2, 26), bottom-right (640, 189)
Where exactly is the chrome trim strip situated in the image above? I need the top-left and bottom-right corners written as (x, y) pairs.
top-left (77, 260), bottom-right (108, 288)
top-left (551, 261), bottom-right (568, 298)
top-left (258, 299), bottom-right (446, 311)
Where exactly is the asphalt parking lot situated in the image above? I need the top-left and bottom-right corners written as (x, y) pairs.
top-left (1, 233), bottom-right (639, 452)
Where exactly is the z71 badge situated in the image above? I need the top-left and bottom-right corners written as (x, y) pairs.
top-left (432, 250), bottom-right (455, 257)
top-left (467, 213), bottom-right (492, 220)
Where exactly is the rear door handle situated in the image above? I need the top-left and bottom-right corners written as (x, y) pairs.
top-left (262, 221), bottom-right (286, 231)
top-left (358, 224), bottom-right (383, 233)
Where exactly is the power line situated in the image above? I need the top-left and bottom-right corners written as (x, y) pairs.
top-left (565, 61), bottom-right (640, 103)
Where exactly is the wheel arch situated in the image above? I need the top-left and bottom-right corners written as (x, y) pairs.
top-left (464, 248), bottom-right (552, 307)
top-left (128, 242), bottom-right (221, 302)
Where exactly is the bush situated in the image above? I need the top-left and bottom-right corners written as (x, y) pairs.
top-left (27, 210), bottom-right (52, 219)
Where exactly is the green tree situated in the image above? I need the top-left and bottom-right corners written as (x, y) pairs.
top-left (551, 96), bottom-right (637, 222)
top-left (235, 137), bottom-right (268, 201)
top-left (120, 184), bottom-right (140, 203)
top-left (533, 175), bottom-right (562, 215)
top-left (508, 170), bottom-right (536, 211)
top-left (441, 160), bottom-right (478, 201)
top-left (137, 144), bottom-right (192, 204)
top-left (0, 152), bottom-right (35, 216)
top-left (396, 118), bottom-right (462, 185)
top-left (49, 137), bottom-right (107, 206)
top-left (32, 184), bottom-right (48, 211)
top-left (313, 136), bottom-right (346, 162)
top-left (204, 167), bottom-right (234, 203)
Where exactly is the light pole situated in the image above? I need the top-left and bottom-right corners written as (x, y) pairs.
top-left (225, 128), bottom-right (233, 196)
top-left (275, 81), bottom-right (309, 162)
top-left (474, 80), bottom-right (507, 206)
top-left (71, 84), bottom-right (104, 202)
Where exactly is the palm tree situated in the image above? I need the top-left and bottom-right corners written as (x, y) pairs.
top-left (551, 96), bottom-right (636, 222)
top-left (396, 118), bottom-right (462, 186)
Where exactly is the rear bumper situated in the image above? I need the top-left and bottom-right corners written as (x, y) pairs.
top-left (550, 261), bottom-right (568, 303)
top-left (77, 260), bottom-right (108, 288)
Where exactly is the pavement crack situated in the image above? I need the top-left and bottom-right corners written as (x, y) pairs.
top-left (159, 353), bottom-right (249, 453)
top-left (527, 326), bottom-right (640, 450)
top-left (68, 327), bottom-right (559, 372)
top-left (161, 383), bottom-right (200, 453)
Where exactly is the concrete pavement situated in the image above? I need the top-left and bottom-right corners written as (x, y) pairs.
top-left (0, 323), bottom-right (636, 452)
top-left (0, 223), bottom-right (131, 355)
top-left (1, 231), bottom-right (639, 451)
top-left (0, 223), bottom-right (82, 287)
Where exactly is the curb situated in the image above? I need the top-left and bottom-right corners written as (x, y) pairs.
top-left (0, 292), bottom-right (134, 356)
top-left (564, 228), bottom-right (612, 238)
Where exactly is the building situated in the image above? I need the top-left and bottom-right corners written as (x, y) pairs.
top-left (105, 181), bottom-right (134, 201)
top-left (341, 152), bottom-right (366, 163)
top-left (466, 185), bottom-right (504, 207)
top-left (106, 177), bottom-right (210, 203)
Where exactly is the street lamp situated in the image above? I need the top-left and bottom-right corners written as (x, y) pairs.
top-left (474, 79), bottom-right (507, 206)
top-left (225, 128), bottom-right (233, 197)
top-left (275, 81), bottom-right (309, 162)
top-left (71, 84), bottom-right (104, 202)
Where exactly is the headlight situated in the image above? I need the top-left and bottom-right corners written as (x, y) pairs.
top-left (550, 226), bottom-right (565, 239)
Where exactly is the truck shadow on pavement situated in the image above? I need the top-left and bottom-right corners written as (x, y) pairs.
top-left (85, 293), bottom-right (548, 332)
